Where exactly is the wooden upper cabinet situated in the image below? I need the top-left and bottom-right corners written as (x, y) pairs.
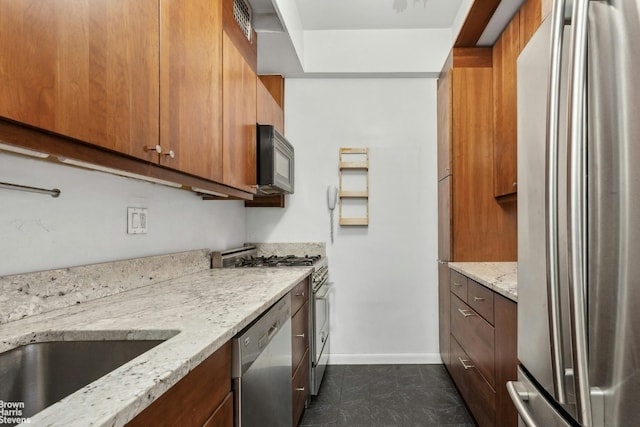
top-left (492, 0), bottom-right (542, 199)
top-left (519, 0), bottom-right (543, 52)
top-left (492, 14), bottom-right (520, 199)
top-left (222, 32), bottom-right (257, 193)
top-left (257, 78), bottom-right (284, 134)
top-left (0, 0), bottom-right (160, 162)
top-left (159, 0), bottom-right (223, 181)
top-left (259, 75), bottom-right (285, 110)
top-left (437, 70), bottom-right (452, 181)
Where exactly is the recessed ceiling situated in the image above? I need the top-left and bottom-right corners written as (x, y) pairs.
top-left (295, 0), bottom-right (466, 30)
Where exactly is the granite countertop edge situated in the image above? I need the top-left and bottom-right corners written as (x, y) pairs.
top-left (0, 267), bottom-right (312, 427)
top-left (447, 262), bottom-right (518, 303)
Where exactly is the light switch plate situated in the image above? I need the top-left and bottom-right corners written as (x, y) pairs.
top-left (127, 207), bottom-right (148, 234)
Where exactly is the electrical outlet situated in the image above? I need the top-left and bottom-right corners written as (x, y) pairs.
top-left (127, 207), bottom-right (148, 234)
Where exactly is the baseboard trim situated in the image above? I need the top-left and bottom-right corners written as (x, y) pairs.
top-left (328, 353), bottom-right (442, 365)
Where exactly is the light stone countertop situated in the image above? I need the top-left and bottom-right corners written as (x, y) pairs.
top-left (447, 262), bottom-right (518, 302)
top-left (0, 267), bottom-right (312, 427)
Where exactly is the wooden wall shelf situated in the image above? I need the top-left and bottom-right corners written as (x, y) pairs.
top-left (339, 147), bottom-right (369, 226)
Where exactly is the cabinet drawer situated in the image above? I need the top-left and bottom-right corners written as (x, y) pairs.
top-left (292, 300), bottom-right (309, 373)
top-left (126, 341), bottom-right (231, 427)
top-left (202, 392), bottom-right (233, 427)
top-left (450, 270), bottom-right (468, 301)
top-left (291, 278), bottom-right (309, 315)
top-left (450, 337), bottom-right (496, 427)
top-left (292, 348), bottom-right (309, 427)
top-left (450, 295), bottom-right (495, 388)
top-left (467, 280), bottom-right (495, 325)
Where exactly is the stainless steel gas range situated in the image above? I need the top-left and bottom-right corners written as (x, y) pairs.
top-left (211, 245), bottom-right (331, 397)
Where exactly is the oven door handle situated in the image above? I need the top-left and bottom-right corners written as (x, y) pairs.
top-left (315, 282), bottom-right (333, 300)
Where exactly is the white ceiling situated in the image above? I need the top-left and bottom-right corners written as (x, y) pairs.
top-left (295, 0), bottom-right (466, 30)
top-left (253, 0), bottom-right (476, 77)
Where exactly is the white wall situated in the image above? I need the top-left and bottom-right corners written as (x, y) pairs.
top-left (0, 154), bottom-right (246, 276)
top-left (247, 78), bottom-right (440, 363)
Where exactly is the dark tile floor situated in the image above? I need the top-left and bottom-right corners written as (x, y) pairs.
top-left (299, 364), bottom-right (476, 427)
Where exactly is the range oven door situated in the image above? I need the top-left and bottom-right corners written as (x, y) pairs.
top-left (311, 281), bottom-right (331, 395)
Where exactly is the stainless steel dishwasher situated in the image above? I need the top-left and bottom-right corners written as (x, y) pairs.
top-left (232, 295), bottom-right (292, 427)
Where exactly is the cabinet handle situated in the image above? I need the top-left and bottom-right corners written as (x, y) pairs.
top-left (143, 145), bottom-right (162, 154)
top-left (458, 357), bottom-right (475, 370)
top-left (473, 296), bottom-right (485, 302)
top-left (295, 333), bottom-right (305, 338)
top-left (452, 282), bottom-right (463, 287)
top-left (295, 291), bottom-right (305, 297)
top-left (162, 149), bottom-right (175, 159)
top-left (295, 387), bottom-right (305, 392)
top-left (457, 308), bottom-right (476, 318)
top-left (513, 182), bottom-right (518, 187)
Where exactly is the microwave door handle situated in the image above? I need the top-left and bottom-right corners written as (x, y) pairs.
top-left (566, 0), bottom-right (592, 425)
top-left (546, 0), bottom-right (568, 404)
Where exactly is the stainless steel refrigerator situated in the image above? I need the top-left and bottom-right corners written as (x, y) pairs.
top-left (510, 0), bottom-right (640, 426)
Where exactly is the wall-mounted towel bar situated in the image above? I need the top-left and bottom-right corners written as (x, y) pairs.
top-left (0, 181), bottom-right (60, 198)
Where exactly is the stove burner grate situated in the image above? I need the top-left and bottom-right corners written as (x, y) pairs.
top-left (234, 254), bottom-right (321, 268)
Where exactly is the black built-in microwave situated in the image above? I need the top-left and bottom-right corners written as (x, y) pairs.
top-left (256, 124), bottom-right (294, 195)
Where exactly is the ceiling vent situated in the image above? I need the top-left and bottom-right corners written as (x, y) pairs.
top-left (233, 0), bottom-right (253, 41)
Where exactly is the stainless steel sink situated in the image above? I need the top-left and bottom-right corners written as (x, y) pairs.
top-left (0, 340), bottom-right (164, 425)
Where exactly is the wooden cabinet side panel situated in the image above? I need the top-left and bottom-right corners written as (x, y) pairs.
top-left (222, 32), bottom-right (257, 193)
top-left (0, 0), bottom-right (160, 161)
top-left (257, 78), bottom-right (284, 134)
top-left (519, 0), bottom-right (543, 52)
top-left (438, 263), bottom-right (451, 370)
top-left (258, 75), bottom-right (285, 110)
top-left (493, 16), bottom-right (520, 198)
top-left (126, 342), bottom-right (231, 427)
top-left (159, 0), bottom-right (223, 181)
top-left (495, 295), bottom-right (518, 427)
top-left (452, 66), bottom-right (517, 261)
top-left (437, 71), bottom-right (452, 180)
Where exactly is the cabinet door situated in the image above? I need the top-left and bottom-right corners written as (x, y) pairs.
top-left (257, 78), bottom-right (284, 134)
top-left (222, 32), bottom-right (257, 193)
top-left (160, 0), bottom-right (223, 181)
top-left (452, 64), bottom-right (517, 261)
top-left (492, 15), bottom-right (520, 198)
top-left (0, 0), bottom-right (159, 162)
top-left (126, 342), bottom-right (231, 427)
top-left (438, 263), bottom-right (451, 370)
top-left (437, 70), bottom-right (452, 181)
top-left (438, 176), bottom-right (452, 261)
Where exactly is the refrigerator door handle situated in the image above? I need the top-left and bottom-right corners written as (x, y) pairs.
top-left (507, 381), bottom-right (539, 427)
top-left (545, 0), bottom-right (569, 404)
top-left (566, 0), bottom-right (592, 425)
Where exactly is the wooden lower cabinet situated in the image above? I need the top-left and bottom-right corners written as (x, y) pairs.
top-left (444, 268), bottom-right (517, 427)
top-left (292, 348), bottom-right (310, 426)
top-left (126, 342), bottom-right (232, 427)
top-left (290, 278), bottom-right (310, 426)
top-left (450, 336), bottom-right (496, 427)
top-left (202, 393), bottom-right (233, 427)
top-left (438, 262), bottom-right (451, 370)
